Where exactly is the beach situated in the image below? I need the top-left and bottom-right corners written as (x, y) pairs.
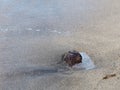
top-left (0, 0), bottom-right (120, 90)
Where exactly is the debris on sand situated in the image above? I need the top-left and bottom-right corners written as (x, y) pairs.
top-left (62, 50), bottom-right (82, 67)
top-left (103, 74), bottom-right (116, 80)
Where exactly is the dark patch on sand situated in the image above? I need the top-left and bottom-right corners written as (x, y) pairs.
top-left (103, 74), bottom-right (116, 80)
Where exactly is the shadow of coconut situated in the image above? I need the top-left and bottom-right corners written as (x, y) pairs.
top-left (3, 52), bottom-right (95, 80)
top-left (3, 66), bottom-right (72, 80)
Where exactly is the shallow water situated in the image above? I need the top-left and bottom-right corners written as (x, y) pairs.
top-left (0, 0), bottom-right (101, 74)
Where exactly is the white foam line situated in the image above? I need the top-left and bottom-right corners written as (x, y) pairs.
top-left (72, 52), bottom-right (95, 70)
top-left (0, 28), bottom-right (9, 32)
top-left (50, 30), bottom-right (62, 34)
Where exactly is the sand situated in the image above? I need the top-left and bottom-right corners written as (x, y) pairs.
top-left (0, 0), bottom-right (120, 90)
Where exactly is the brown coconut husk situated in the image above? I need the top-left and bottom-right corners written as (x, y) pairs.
top-left (62, 50), bottom-right (82, 67)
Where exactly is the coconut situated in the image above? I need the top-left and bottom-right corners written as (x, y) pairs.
top-left (62, 50), bottom-right (82, 67)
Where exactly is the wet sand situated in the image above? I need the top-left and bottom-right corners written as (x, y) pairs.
top-left (0, 0), bottom-right (120, 90)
